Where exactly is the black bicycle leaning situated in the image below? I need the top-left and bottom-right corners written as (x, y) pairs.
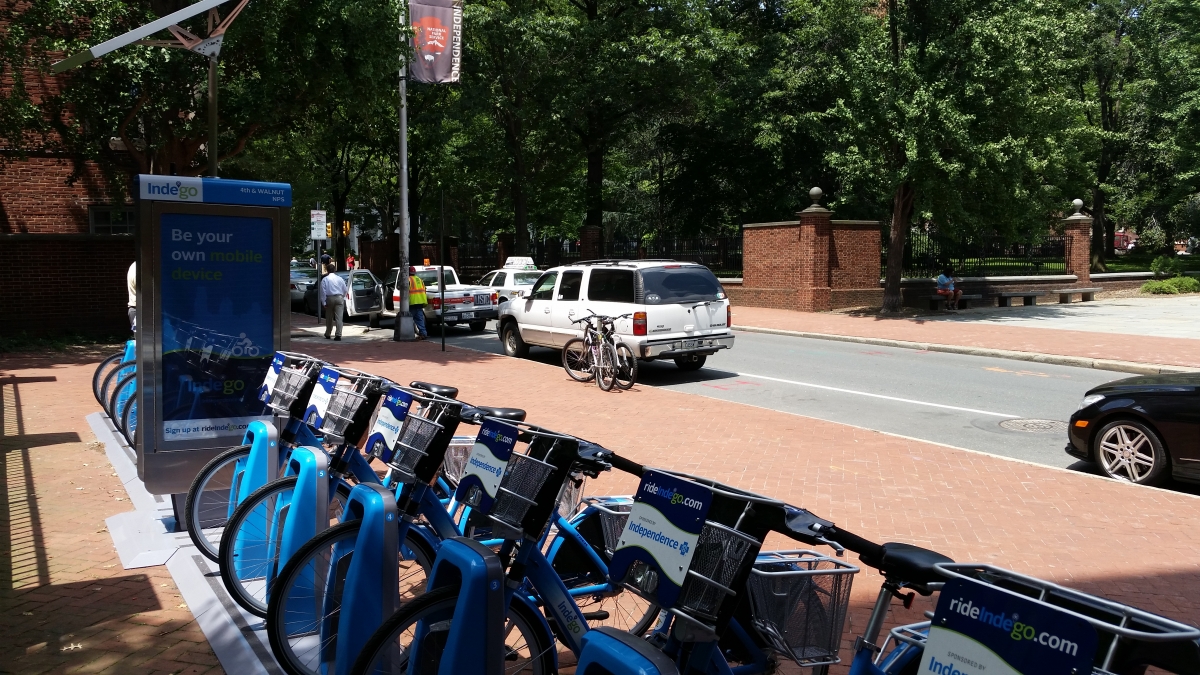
top-left (562, 311), bottom-right (637, 391)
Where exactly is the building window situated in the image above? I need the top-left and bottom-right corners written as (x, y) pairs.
top-left (89, 206), bottom-right (137, 235)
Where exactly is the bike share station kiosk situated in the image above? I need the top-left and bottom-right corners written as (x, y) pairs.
top-left (134, 174), bottom-right (291, 515)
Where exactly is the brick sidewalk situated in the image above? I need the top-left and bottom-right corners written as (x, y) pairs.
top-left (1, 351), bottom-right (219, 675)
top-left (4, 340), bottom-right (1200, 674)
top-left (732, 305), bottom-right (1200, 368)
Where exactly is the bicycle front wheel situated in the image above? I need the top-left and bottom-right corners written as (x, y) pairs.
top-left (562, 338), bottom-right (595, 382)
top-left (93, 352), bottom-right (123, 406)
top-left (350, 586), bottom-right (555, 675)
top-left (596, 342), bottom-right (618, 391)
top-left (267, 519), bottom-right (435, 675)
top-left (184, 444), bottom-right (252, 562)
top-left (219, 476), bottom-right (352, 616)
top-left (614, 343), bottom-right (637, 390)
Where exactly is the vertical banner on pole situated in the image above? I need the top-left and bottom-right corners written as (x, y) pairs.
top-left (408, 0), bottom-right (463, 83)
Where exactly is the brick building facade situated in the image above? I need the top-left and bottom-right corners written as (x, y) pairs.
top-left (1, 59), bottom-right (136, 337)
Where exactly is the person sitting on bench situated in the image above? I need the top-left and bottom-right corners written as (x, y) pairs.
top-left (936, 266), bottom-right (962, 310)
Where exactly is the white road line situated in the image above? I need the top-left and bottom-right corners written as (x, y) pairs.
top-left (736, 372), bottom-right (1018, 418)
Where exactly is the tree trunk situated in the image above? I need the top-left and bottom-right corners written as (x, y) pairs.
top-left (1091, 186), bottom-right (1108, 273)
top-left (585, 132), bottom-right (604, 231)
top-left (882, 181), bottom-right (916, 313)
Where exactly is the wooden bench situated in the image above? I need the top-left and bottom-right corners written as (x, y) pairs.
top-left (996, 291), bottom-right (1047, 307)
top-left (928, 294), bottom-right (983, 310)
top-left (1051, 287), bottom-right (1102, 303)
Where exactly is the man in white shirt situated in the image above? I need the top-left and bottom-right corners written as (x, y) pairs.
top-left (318, 264), bottom-right (348, 340)
top-left (127, 262), bottom-right (137, 331)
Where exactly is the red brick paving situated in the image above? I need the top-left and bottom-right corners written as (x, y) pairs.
top-left (4, 337), bottom-right (1200, 674)
top-left (732, 305), bottom-right (1200, 368)
top-left (1, 350), bottom-right (220, 675)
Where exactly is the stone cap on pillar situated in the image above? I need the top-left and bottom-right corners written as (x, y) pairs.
top-left (798, 187), bottom-right (830, 215)
top-left (1063, 198), bottom-right (1090, 226)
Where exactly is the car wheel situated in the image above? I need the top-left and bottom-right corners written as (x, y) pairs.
top-left (502, 323), bottom-right (529, 358)
top-left (1093, 419), bottom-right (1169, 486)
top-left (673, 354), bottom-right (706, 371)
top-left (468, 321), bottom-right (487, 333)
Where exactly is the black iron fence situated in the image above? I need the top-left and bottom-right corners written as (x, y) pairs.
top-left (887, 230), bottom-right (1067, 278)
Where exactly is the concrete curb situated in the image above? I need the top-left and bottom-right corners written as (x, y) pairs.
top-left (732, 325), bottom-right (1200, 376)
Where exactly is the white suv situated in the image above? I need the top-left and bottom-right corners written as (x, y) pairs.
top-left (496, 260), bottom-right (734, 371)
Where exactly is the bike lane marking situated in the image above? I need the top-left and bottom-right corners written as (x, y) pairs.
top-left (735, 372), bottom-right (1017, 418)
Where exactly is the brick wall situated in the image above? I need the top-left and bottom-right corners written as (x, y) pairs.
top-left (740, 222), bottom-right (802, 308)
top-left (1, 236), bottom-right (135, 335)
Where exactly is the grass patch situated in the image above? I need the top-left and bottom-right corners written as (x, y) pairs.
top-left (0, 331), bottom-right (128, 354)
top-left (1102, 253), bottom-right (1200, 274)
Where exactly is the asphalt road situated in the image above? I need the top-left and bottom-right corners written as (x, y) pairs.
top-left (411, 321), bottom-right (1125, 470)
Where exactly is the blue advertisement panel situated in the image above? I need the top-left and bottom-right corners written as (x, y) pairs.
top-left (454, 419), bottom-right (519, 513)
top-left (609, 470), bottom-right (712, 609)
top-left (365, 387), bottom-right (414, 462)
top-left (159, 213), bottom-right (274, 441)
top-left (920, 577), bottom-right (1098, 675)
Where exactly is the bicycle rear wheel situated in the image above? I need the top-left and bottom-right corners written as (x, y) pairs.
top-left (109, 372), bottom-right (137, 425)
top-left (185, 444), bottom-right (253, 562)
top-left (349, 586), bottom-right (555, 675)
top-left (219, 476), bottom-right (352, 616)
top-left (93, 353), bottom-right (123, 406)
top-left (596, 343), bottom-right (618, 391)
top-left (119, 388), bottom-right (138, 446)
top-left (267, 519), bottom-right (435, 675)
top-left (562, 338), bottom-right (595, 382)
top-left (613, 343), bottom-right (637, 390)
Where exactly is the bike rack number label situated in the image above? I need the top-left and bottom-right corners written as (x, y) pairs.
top-left (610, 469), bottom-right (712, 609)
top-left (921, 577), bottom-right (1097, 675)
top-left (454, 418), bottom-right (518, 513)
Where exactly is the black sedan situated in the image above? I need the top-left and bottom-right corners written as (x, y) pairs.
top-left (1068, 373), bottom-right (1200, 486)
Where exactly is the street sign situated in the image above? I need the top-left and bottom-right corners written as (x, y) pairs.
top-left (311, 210), bottom-right (327, 240)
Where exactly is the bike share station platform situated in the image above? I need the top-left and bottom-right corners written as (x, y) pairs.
top-left (87, 173), bottom-right (293, 674)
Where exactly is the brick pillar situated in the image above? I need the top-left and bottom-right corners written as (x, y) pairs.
top-left (580, 225), bottom-right (603, 261)
top-left (796, 187), bottom-right (833, 312)
top-left (1062, 199), bottom-right (1091, 286)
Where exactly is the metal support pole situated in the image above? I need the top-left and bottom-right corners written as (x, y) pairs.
top-left (440, 187), bottom-right (446, 352)
top-left (208, 57), bottom-right (218, 177)
top-left (394, 14), bottom-right (415, 341)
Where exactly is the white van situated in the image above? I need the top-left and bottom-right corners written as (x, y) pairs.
top-left (496, 260), bottom-right (734, 371)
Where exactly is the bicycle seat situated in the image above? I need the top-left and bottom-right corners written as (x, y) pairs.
top-left (409, 381), bottom-right (459, 399)
top-left (879, 542), bottom-right (954, 585)
top-left (472, 406), bottom-right (526, 422)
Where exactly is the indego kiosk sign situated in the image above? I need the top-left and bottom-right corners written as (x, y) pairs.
top-left (135, 175), bottom-right (291, 495)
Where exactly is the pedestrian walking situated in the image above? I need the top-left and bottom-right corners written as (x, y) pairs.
top-left (936, 266), bottom-right (962, 311)
top-left (321, 252), bottom-right (333, 268)
top-left (408, 266), bottom-right (429, 340)
top-left (308, 256), bottom-right (316, 268)
top-left (127, 261), bottom-right (137, 331)
top-left (346, 253), bottom-right (356, 270)
top-left (319, 264), bottom-right (347, 340)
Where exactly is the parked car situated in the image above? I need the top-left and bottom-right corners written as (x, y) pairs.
top-left (1067, 373), bottom-right (1200, 486)
top-left (289, 268), bottom-right (319, 307)
top-left (478, 257), bottom-right (543, 306)
top-left (381, 265), bottom-right (498, 332)
top-left (303, 269), bottom-right (384, 319)
top-left (496, 260), bottom-right (734, 370)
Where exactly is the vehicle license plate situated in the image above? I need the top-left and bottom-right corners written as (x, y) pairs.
top-left (683, 340), bottom-right (696, 349)
top-left (474, 294), bottom-right (491, 306)
top-left (460, 312), bottom-right (475, 320)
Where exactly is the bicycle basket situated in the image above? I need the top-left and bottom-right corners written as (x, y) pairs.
top-left (438, 436), bottom-right (477, 486)
top-left (555, 475), bottom-right (587, 521)
top-left (587, 498), bottom-right (633, 555)
top-left (490, 452), bottom-right (557, 531)
top-left (388, 411), bottom-right (444, 479)
top-left (268, 367), bottom-right (311, 414)
top-left (676, 522), bottom-right (761, 620)
top-left (747, 550), bottom-right (858, 666)
top-left (320, 385), bottom-right (368, 438)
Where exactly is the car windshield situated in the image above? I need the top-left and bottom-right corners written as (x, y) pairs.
top-left (639, 266), bottom-right (725, 304)
top-left (291, 269), bottom-right (318, 280)
top-left (416, 269), bottom-right (458, 286)
top-left (513, 272), bottom-right (541, 286)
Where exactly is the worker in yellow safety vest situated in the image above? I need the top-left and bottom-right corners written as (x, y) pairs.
top-left (408, 267), bottom-right (428, 340)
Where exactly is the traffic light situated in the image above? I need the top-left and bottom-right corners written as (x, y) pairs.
top-left (343, 220), bottom-right (351, 237)
top-left (326, 223), bottom-right (333, 239)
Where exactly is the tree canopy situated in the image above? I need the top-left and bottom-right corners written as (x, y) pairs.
top-left (3, 0), bottom-right (1199, 298)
